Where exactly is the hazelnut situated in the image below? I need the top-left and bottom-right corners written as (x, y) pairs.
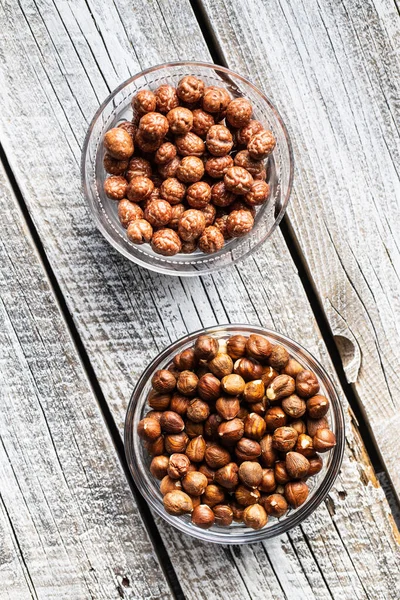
top-left (214, 215), bottom-right (231, 240)
top-left (177, 76), bottom-right (205, 104)
top-left (265, 406), bottom-right (287, 431)
top-left (104, 127), bottom-right (134, 160)
top-left (234, 150), bottom-right (264, 177)
top-left (192, 108), bottom-right (215, 138)
top-left (132, 90), bottom-right (157, 115)
top-left (313, 428), bottom-right (336, 452)
top-left (238, 461), bottom-right (263, 488)
top-left (295, 434), bottom-right (315, 457)
top-left (235, 484), bottom-right (260, 506)
top-left (135, 129), bottom-right (162, 153)
top-left (211, 181), bottom-right (236, 207)
top-left (205, 155), bottom-right (234, 179)
top-left (267, 374), bottom-right (295, 401)
top-left (275, 461), bottom-right (291, 485)
top-left (186, 181), bottom-right (211, 208)
top-left (137, 417), bottom-right (161, 441)
top-left (261, 493), bottom-right (288, 518)
top-left (246, 334), bottom-right (272, 362)
top-left (221, 374), bottom-right (245, 396)
top-left (154, 84), bottom-right (179, 114)
top-left (268, 345), bottom-right (290, 369)
top-left (152, 228), bottom-right (183, 256)
top-left (178, 209), bottom-right (206, 241)
top-left (307, 395), bottom-right (330, 419)
top-left (281, 395), bottom-right (306, 419)
top-left (147, 391), bottom-right (171, 410)
top-left (272, 426), bottom-right (298, 452)
top-left (234, 357), bottom-right (263, 381)
top-left (154, 142), bottom-right (177, 165)
top-left (103, 153), bottom-right (129, 176)
top-left (307, 416), bottom-right (329, 437)
top-left (175, 132), bottom-right (205, 157)
top-left (244, 413), bottom-right (266, 440)
top-left (261, 366), bottom-right (279, 387)
top-left (202, 86), bottom-right (230, 114)
top-left (158, 156), bottom-right (181, 179)
top-left (235, 437), bottom-right (261, 461)
top-left (226, 98), bottom-right (252, 128)
top-left (259, 468), bottom-right (276, 493)
top-left (227, 335), bottom-right (248, 359)
top-left (127, 219), bottom-right (153, 244)
top-left (308, 455), bottom-right (323, 476)
top-left (286, 452), bottom-right (310, 479)
top-left (169, 204), bottom-right (186, 230)
top-left (118, 119), bottom-right (137, 136)
top-left (144, 199), bottom-right (172, 228)
top-left (187, 398), bottom-right (210, 423)
top-left (176, 156), bottom-right (204, 183)
top-left (118, 199), bottom-right (143, 228)
top-left (218, 419), bottom-right (244, 445)
top-left (182, 471), bottom-right (208, 496)
top-left (144, 436), bottom-right (165, 456)
top-left (145, 410), bottom-right (164, 422)
top-left (170, 393), bottom-right (190, 416)
top-left (194, 335), bottom-right (219, 361)
top-left (243, 504), bottom-right (267, 530)
top-left (243, 379), bottom-right (265, 403)
top-left (160, 475), bottom-right (182, 495)
top-left (291, 420), bottom-right (307, 435)
top-left (197, 373), bottom-right (221, 401)
top-left (206, 124), bottom-right (234, 157)
top-left (152, 369), bottom-right (176, 393)
top-left (244, 180), bottom-right (270, 206)
top-left (190, 495), bottom-right (201, 508)
top-left (198, 226), bottom-right (224, 253)
top-left (139, 112), bottom-right (169, 141)
top-left (250, 399), bottom-right (268, 416)
top-left (213, 504), bottom-right (233, 527)
top-left (254, 168), bottom-right (267, 181)
top-left (296, 370), bottom-right (320, 398)
top-left (185, 435), bottom-right (206, 462)
top-left (215, 462), bottom-right (239, 489)
top-left (200, 203), bottom-right (217, 227)
top-left (177, 370), bottom-right (199, 396)
top-left (199, 463), bottom-right (216, 484)
top-left (186, 420), bottom-right (204, 439)
top-left (150, 455), bottom-right (169, 479)
top-left (260, 434), bottom-right (278, 467)
top-left (127, 176), bottom-right (154, 203)
top-left (224, 166), bottom-right (253, 195)
top-left (125, 156), bottom-right (152, 181)
top-left (160, 178), bottom-right (186, 205)
top-left (208, 353), bottom-right (233, 378)
top-left (202, 483), bottom-right (225, 507)
top-left (163, 490), bottom-right (193, 515)
top-left (164, 432), bottom-right (189, 454)
top-left (248, 130), bottom-right (276, 160)
top-left (230, 501), bottom-right (245, 522)
top-left (173, 348), bottom-right (196, 371)
top-left (104, 175), bottom-right (128, 200)
top-left (160, 411), bottom-right (184, 434)
top-left (167, 453), bottom-right (191, 479)
top-left (191, 504), bottom-right (215, 528)
top-left (204, 443), bottom-right (231, 469)
top-left (229, 199), bottom-right (256, 218)
top-left (204, 414), bottom-right (222, 440)
top-left (284, 481), bottom-right (309, 508)
top-left (215, 396), bottom-right (240, 421)
top-left (236, 120), bottom-right (264, 146)
top-left (167, 107), bottom-right (193, 135)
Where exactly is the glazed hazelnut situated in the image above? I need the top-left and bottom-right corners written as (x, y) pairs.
top-left (225, 97), bottom-right (252, 128)
top-left (185, 435), bottom-right (206, 462)
top-left (170, 393), bottom-right (190, 416)
top-left (206, 124), bottom-right (234, 157)
top-left (125, 156), bottom-right (152, 181)
top-left (191, 108), bottom-right (215, 137)
top-left (234, 357), bottom-right (263, 381)
top-left (168, 204), bottom-right (186, 230)
top-left (307, 416), bottom-right (329, 437)
top-left (177, 76), bottom-right (205, 104)
top-left (182, 471), bottom-right (208, 496)
top-left (135, 129), bottom-right (162, 153)
top-left (158, 156), bottom-right (181, 179)
top-left (160, 411), bottom-right (184, 434)
top-left (267, 374), bottom-right (295, 401)
top-left (211, 181), bottom-right (236, 207)
top-left (178, 209), bottom-right (206, 241)
top-left (199, 463), bottom-right (216, 484)
top-left (281, 395), bottom-right (306, 419)
top-left (118, 199), bottom-right (143, 228)
top-left (214, 215), bottom-right (231, 240)
top-left (261, 493), bottom-right (288, 518)
top-left (152, 369), bottom-right (176, 393)
top-left (187, 398), bottom-right (210, 423)
top-left (259, 468), bottom-right (276, 493)
top-left (291, 420), bottom-right (307, 435)
top-left (296, 370), bottom-right (320, 398)
top-left (127, 176), bottom-right (154, 203)
top-left (244, 181), bottom-right (270, 206)
top-left (154, 142), bottom-right (177, 165)
top-left (235, 437), bottom-right (261, 461)
top-left (137, 417), bottom-right (161, 441)
top-left (243, 504), bottom-right (267, 530)
top-left (191, 504), bottom-right (215, 528)
top-left (167, 107), bottom-right (193, 135)
top-left (213, 504), bottom-right (233, 527)
top-left (224, 166), bottom-right (253, 195)
top-left (132, 89), bottom-right (157, 115)
top-left (103, 175), bottom-right (127, 200)
top-left (150, 455), bottom-right (169, 479)
top-left (308, 455), bottom-right (323, 476)
top-left (248, 130), bottom-right (276, 160)
top-left (103, 153), bottom-right (129, 176)
top-left (268, 344), bottom-right (290, 369)
top-left (104, 127), bottom-right (134, 160)
top-left (127, 219), bottom-right (153, 244)
top-left (313, 428), bottom-right (336, 452)
top-left (148, 390), bottom-right (171, 410)
top-left (236, 120), bottom-right (264, 146)
top-left (167, 453), bottom-right (191, 479)
top-left (235, 484), bottom-right (260, 506)
top-left (202, 483), bottom-right (225, 507)
top-left (186, 420), bottom-right (204, 439)
top-left (274, 461), bottom-right (291, 485)
top-left (286, 452), bottom-right (310, 479)
top-left (284, 481), bottom-right (309, 508)
top-left (229, 199), bottom-right (256, 218)
top-left (152, 229), bottom-right (182, 256)
top-left (254, 168), bottom-right (267, 181)
top-left (176, 155), bottom-right (204, 183)
top-left (307, 395), bottom-right (330, 419)
top-left (175, 132), bottom-right (205, 157)
top-left (205, 443), bottom-right (231, 469)
top-left (118, 119), bottom-right (136, 136)
top-left (144, 199), bottom-right (172, 229)
top-left (265, 406), bottom-right (287, 431)
top-left (197, 373), bottom-right (221, 401)
top-left (205, 155), bottom-right (234, 179)
top-left (226, 210), bottom-right (255, 237)
top-left (194, 335), bottom-right (219, 361)
top-left (260, 434), bottom-right (278, 467)
top-left (208, 353), bottom-right (233, 378)
top-left (164, 432), bottom-right (189, 454)
top-left (200, 203), bottom-right (217, 227)
top-left (221, 373), bottom-right (245, 396)
top-left (202, 86), bottom-right (230, 114)
top-left (160, 475), bottom-right (182, 495)
top-left (244, 413), bottom-right (266, 440)
top-left (160, 178), bottom-right (186, 205)
top-left (215, 462), bottom-right (239, 489)
top-left (234, 150), bottom-right (264, 177)
top-left (226, 335), bottom-right (247, 359)
top-left (163, 490), bottom-right (193, 515)
top-left (174, 348), bottom-right (197, 371)
top-left (186, 181), bottom-right (211, 208)
top-left (272, 426), bottom-right (298, 452)
top-left (154, 84), bottom-right (179, 114)
top-left (218, 419), bottom-right (244, 445)
top-left (139, 111), bottom-right (169, 141)
top-left (243, 380), bottom-right (265, 403)
top-left (295, 434), bottom-right (315, 457)
top-left (261, 366), bottom-right (279, 387)
top-left (144, 436), bottom-right (165, 456)
top-left (238, 461), bottom-right (263, 488)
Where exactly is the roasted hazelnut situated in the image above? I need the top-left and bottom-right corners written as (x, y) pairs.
top-left (154, 141), bottom-right (177, 165)
top-left (164, 432), bottom-right (189, 454)
top-left (306, 416), bottom-right (329, 437)
top-left (173, 348), bottom-right (197, 371)
top-left (275, 461), bottom-right (291, 485)
top-left (132, 89), bottom-right (157, 115)
top-left (127, 219), bottom-right (153, 244)
top-left (210, 181), bottom-right (236, 208)
top-left (235, 437), bottom-right (261, 461)
top-left (182, 471), bottom-right (208, 496)
top-left (265, 406), bottom-right (287, 431)
top-left (208, 353), bottom-right (233, 378)
top-left (243, 504), bottom-right (267, 530)
top-left (144, 436), bottom-right (165, 456)
top-left (234, 150), bottom-right (264, 177)
top-left (259, 468), bottom-right (276, 494)
top-left (191, 108), bottom-right (215, 137)
top-left (200, 202), bottom-right (217, 227)
top-left (261, 366), bottom-right (279, 387)
top-left (244, 412), bottom-right (266, 440)
top-left (186, 181), bottom-right (211, 209)
top-left (202, 483), bottom-right (225, 507)
top-left (125, 156), bottom-right (152, 181)
top-left (236, 120), bottom-right (264, 146)
top-left (308, 455), bottom-right (323, 476)
top-left (285, 481), bottom-right (309, 508)
top-left (154, 84), bottom-right (179, 114)
top-left (216, 396), bottom-right (240, 421)
top-left (158, 156), bottom-right (181, 179)
top-left (206, 124), bottom-right (234, 156)
top-left (286, 452), bottom-right (310, 479)
top-left (226, 335), bottom-right (247, 360)
top-left (104, 127), bottom-right (134, 160)
top-left (205, 155), bottom-right (234, 179)
top-left (160, 177), bottom-right (186, 205)
top-left (251, 398), bottom-right (268, 416)
top-left (167, 453), bottom-right (191, 479)
top-left (175, 132), bottom-right (205, 157)
top-left (204, 413), bottom-right (222, 440)
top-left (244, 180), bottom-right (270, 206)
top-left (186, 420), bottom-right (204, 439)
top-left (226, 98), bottom-right (252, 128)
top-left (202, 86), bottom-right (230, 114)
top-left (291, 420), bottom-right (307, 435)
top-left (218, 419), bottom-right (244, 445)
top-left (152, 369), bottom-right (176, 393)
top-left (204, 443), bottom-right (231, 469)
top-left (230, 501), bottom-right (245, 522)
top-left (215, 462), bottom-right (239, 490)
top-left (104, 175), bottom-right (128, 200)
top-left (168, 364), bottom-right (181, 380)
top-left (196, 373), bottom-right (220, 402)
top-left (163, 490), bottom-right (193, 515)
top-left (150, 455), bottom-right (169, 479)
top-left (246, 334), bottom-right (272, 362)
top-left (213, 504), bottom-right (233, 527)
top-left (176, 155), bottom-right (204, 183)
top-left (281, 395), bottom-right (306, 419)
top-left (233, 357), bottom-right (263, 381)
top-left (296, 370), bottom-right (320, 398)
top-left (137, 417), bottom-right (161, 441)
top-left (260, 434), bottom-right (278, 467)
top-left (199, 463), bottom-right (216, 484)
top-left (248, 130), bottom-right (276, 160)
top-left (177, 370), bottom-right (199, 396)
top-left (313, 428), bottom-right (336, 452)
top-left (139, 111), bottom-right (169, 141)
top-left (243, 380), bottom-right (265, 403)
top-left (191, 504), bottom-right (215, 528)
top-left (127, 176), bottom-right (154, 203)
top-left (187, 398), bottom-right (210, 423)
top-left (185, 435), bottom-right (206, 463)
top-left (272, 426), bottom-right (298, 452)
top-left (282, 358), bottom-right (304, 378)
top-left (160, 411), bottom-right (184, 434)
top-left (166, 106), bottom-right (193, 135)
top-left (190, 495), bottom-right (201, 508)
top-left (145, 410), bottom-right (164, 422)
top-left (178, 209), bottom-right (206, 241)
top-left (169, 393), bottom-right (190, 416)
top-left (224, 166), bottom-right (253, 195)
top-left (307, 395), bottom-right (330, 419)
top-left (160, 475), bottom-right (182, 495)
top-left (295, 434), bottom-right (315, 457)
top-left (177, 76), bottom-right (204, 104)
top-left (235, 484), bottom-right (260, 506)
top-left (261, 493), bottom-right (288, 518)
top-left (118, 199), bottom-right (143, 228)
top-left (267, 345), bottom-right (289, 370)
top-left (148, 391), bottom-right (171, 410)
top-left (267, 374), bottom-right (296, 402)
top-left (194, 335), bottom-right (219, 361)
top-left (221, 374), bottom-right (245, 396)
top-left (238, 461), bottom-right (263, 488)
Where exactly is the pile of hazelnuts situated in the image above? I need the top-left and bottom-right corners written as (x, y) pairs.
top-left (102, 75), bottom-right (276, 256)
top-left (137, 333), bottom-right (336, 531)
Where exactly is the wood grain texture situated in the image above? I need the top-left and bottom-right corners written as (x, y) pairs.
top-left (0, 161), bottom-right (170, 599)
top-left (198, 0), bottom-right (400, 498)
top-left (0, 0), bottom-right (399, 598)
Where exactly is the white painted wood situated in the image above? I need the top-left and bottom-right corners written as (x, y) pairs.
top-left (198, 0), bottom-right (400, 499)
top-left (0, 162), bottom-right (171, 599)
top-left (0, 0), bottom-right (399, 598)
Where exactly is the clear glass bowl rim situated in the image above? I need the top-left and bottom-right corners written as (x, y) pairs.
top-left (81, 61), bottom-right (294, 277)
top-left (124, 324), bottom-right (345, 544)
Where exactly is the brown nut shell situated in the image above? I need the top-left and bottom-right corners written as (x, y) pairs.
top-left (163, 490), bottom-right (193, 515)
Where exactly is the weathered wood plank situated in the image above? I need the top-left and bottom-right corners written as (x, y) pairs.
top-left (198, 0), bottom-right (400, 499)
top-left (0, 161), bottom-right (171, 599)
top-left (0, 0), bottom-right (399, 598)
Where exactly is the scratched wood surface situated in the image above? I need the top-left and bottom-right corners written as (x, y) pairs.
top-left (0, 1), bottom-right (399, 599)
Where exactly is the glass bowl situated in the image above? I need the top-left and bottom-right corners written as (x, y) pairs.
top-left (124, 324), bottom-right (345, 544)
top-left (81, 62), bottom-right (293, 276)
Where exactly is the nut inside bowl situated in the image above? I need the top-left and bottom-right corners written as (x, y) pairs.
top-left (124, 324), bottom-right (345, 544)
top-left (81, 61), bottom-right (293, 276)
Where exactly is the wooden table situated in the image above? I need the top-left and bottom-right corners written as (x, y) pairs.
top-left (0, 1), bottom-right (399, 598)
